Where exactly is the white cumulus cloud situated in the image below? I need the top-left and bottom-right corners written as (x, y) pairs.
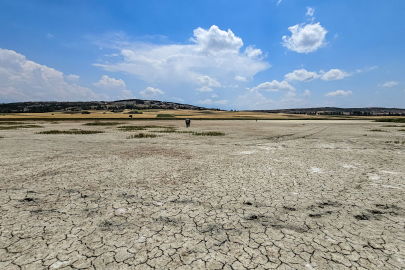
top-left (196, 75), bottom-right (221, 87)
top-left (321, 69), bottom-right (351, 81)
top-left (325, 90), bottom-right (353, 97)
top-left (93, 75), bottom-right (126, 89)
top-left (251, 80), bottom-right (295, 92)
top-left (139, 87), bottom-right (164, 99)
top-left (302, 89), bottom-right (310, 96)
top-left (0, 48), bottom-right (104, 102)
top-left (244, 46), bottom-right (263, 59)
top-left (382, 81), bottom-right (398, 88)
top-left (191, 25), bottom-right (243, 55)
top-left (93, 26), bottom-right (270, 86)
top-left (66, 74), bottom-right (80, 83)
top-left (282, 22), bottom-right (327, 53)
top-left (235, 76), bottom-right (247, 82)
top-left (285, 69), bottom-right (319, 82)
top-left (93, 75), bottom-right (135, 99)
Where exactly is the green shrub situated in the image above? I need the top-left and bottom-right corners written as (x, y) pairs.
top-left (126, 133), bottom-right (158, 139)
top-left (36, 130), bottom-right (104, 135)
top-left (156, 114), bottom-right (174, 118)
top-left (81, 111), bottom-right (91, 114)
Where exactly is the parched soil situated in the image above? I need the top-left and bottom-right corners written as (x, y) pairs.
top-left (0, 120), bottom-right (404, 269)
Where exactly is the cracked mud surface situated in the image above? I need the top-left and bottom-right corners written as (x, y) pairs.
top-left (1, 120), bottom-right (404, 269)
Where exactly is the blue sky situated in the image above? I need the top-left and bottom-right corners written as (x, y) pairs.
top-left (0, 0), bottom-right (404, 109)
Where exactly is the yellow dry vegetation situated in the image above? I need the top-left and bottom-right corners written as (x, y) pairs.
top-left (0, 109), bottom-right (404, 121)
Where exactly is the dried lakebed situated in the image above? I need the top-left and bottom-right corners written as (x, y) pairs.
top-left (0, 120), bottom-right (404, 269)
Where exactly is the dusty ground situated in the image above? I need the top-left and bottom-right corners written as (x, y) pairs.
top-left (0, 120), bottom-right (404, 269)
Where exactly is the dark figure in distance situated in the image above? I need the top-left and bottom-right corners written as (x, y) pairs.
top-left (185, 118), bottom-right (191, 128)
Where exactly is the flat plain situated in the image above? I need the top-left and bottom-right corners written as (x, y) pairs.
top-left (0, 120), bottom-right (404, 269)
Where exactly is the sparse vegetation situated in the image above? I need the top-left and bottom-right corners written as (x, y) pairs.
top-left (0, 125), bottom-right (43, 130)
top-left (375, 118), bottom-right (405, 123)
top-left (398, 129), bottom-right (405, 132)
top-left (381, 125), bottom-right (404, 127)
top-left (151, 129), bottom-right (193, 134)
top-left (385, 141), bottom-right (405, 145)
top-left (0, 122), bottom-right (26, 125)
top-left (192, 131), bottom-right (225, 136)
top-left (50, 121), bottom-right (60, 124)
top-left (84, 122), bottom-right (120, 126)
top-left (369, 129), bottom-right (387, 132)
top-left (126, 133), bottom-right (158, 139)
top-left (156, 114), bottom-right (174, 118)
top-left (118, 125), bottom-right (174, 131)
top-left (36, 130), bottom-right (104, 135)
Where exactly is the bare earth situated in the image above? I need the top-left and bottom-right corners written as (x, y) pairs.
top-left (1, 120), bottom-right (404, 270)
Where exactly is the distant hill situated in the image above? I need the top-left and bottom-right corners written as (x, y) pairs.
top-left (0, 99), bottom-right (220, 113)
top-left (247, 107), bottom-right (405, 116)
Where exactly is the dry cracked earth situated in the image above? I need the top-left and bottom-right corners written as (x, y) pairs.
top-left (0, 120), bottom-right (404, 270)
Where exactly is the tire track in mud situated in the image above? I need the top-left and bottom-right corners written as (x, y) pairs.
top-left (265, 126), bottom-right (330, 143)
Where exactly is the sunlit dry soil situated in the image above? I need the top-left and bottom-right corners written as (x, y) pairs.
top-left (0, 120), bottom-right (404, 269)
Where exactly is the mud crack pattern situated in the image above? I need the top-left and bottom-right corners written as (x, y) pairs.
top-left (0, 120), bottom-right (404, 269)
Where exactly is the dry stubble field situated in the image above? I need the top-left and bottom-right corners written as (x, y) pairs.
top-left (0, 120), bottom-right (404, 270)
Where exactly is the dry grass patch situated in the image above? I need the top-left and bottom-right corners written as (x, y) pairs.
top-left (126, 133), bottom-right (158, 139)
top-left (118, 125), bottom-right (174, 131)
top-left (83, 122), bottom-right (121, 126)
top-left (0, 122), bottom-right (27, 125)
top-left (0, 125), bottom-right (43, 130)
top-left (151, 129), bottom-right (193, 134)
top-left (36, 130), bottom-right (104, 135)
top-left (375, 118), bottom-right (405, 123)
top-left (385, 141), bottom-right (405, 145)
top-left (192, 131), bottom-right (225, 136)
